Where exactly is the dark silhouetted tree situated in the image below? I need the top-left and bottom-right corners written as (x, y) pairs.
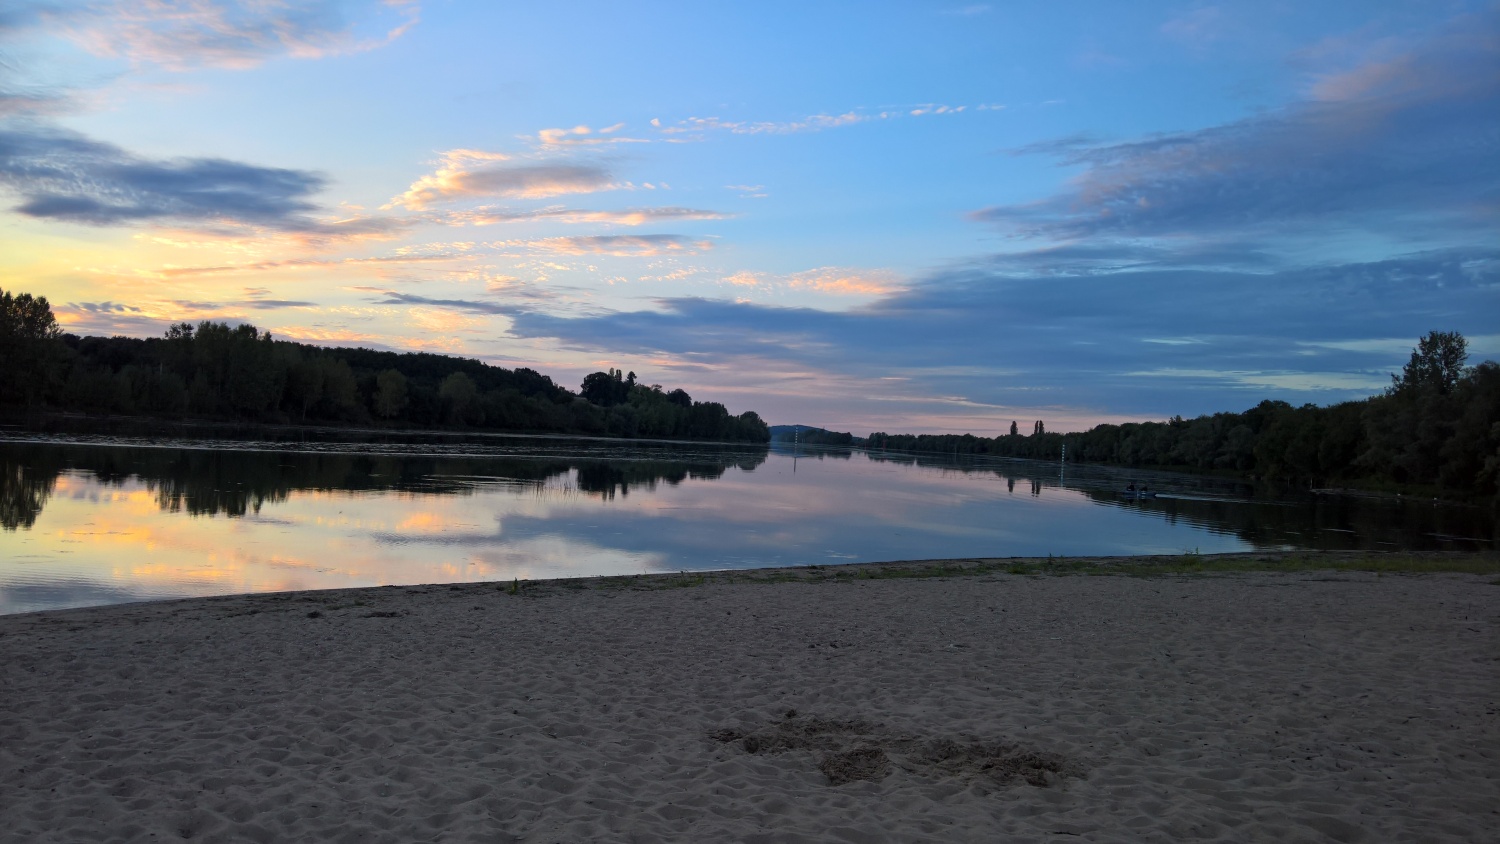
top-left (0, 288), bottom-right (62, 406)
top-left (1392, 330), bottom-right (1468, 396)
top-left (374, 369), bottom-right (409, 418)
top-left (439, 371), bottom-right (477, 422)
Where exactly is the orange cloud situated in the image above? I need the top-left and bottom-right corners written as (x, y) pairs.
top-left (537, 123), bottom-right (647, 146)
top-left (493, 235), bottom-right (713, 257)
top-left (389, 150), bottom-right (617, 209)
top-left (787, 267), bottom-right (903, 296)
top-left (441, 206), bottom-right (729, 227)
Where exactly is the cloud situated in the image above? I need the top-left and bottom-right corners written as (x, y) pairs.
top-left (537, 123), bottom-right (647, 146)
top-left (390, 150), bottom-right (618, 208)
top-left (440, 205), bottom-right (729, 227)
top-left (787, 268), bottom-right (903, 296)
top-left (653, 102), bottom-right (1000, 141)
top-left (493, 234), bottom-right (713, 257)
top-left (0, 90), bottom-right (72, 117)
top-left (150, 252), bottom-right (459, 278)
top-left (972, 16), bottom-right (1499, 243)
top-left (0, 122), bottom-right (358, 234)
top-left (367, 291), bottom-right (512, 314)
top-left (501, 248), bottom-right (1500, 418)
top-left (167, 297), bottom-right (316, 310)
top-left (720, 267), bottom-right (904, 297)
top-left (43, 0), bottom-right (420, 71)
top-left (658, 112), bottom-right (866, 136)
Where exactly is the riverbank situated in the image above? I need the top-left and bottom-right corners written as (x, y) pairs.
top-left (2, 552), bottom-right (1496, 842)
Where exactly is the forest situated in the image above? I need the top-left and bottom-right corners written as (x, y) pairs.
top-left (867, 332), bottom-right (1499, 503)
top-left (0, 288), bottom-right (770, 443)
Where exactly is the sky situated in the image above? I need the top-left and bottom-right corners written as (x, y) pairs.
top-left (1, 1), bottom-right (1496, 434)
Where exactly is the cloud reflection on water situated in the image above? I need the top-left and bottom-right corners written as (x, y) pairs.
top-left (1, 435), bottom-right (1493, 615)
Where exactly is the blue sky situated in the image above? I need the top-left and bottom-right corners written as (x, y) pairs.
top-left (1, 1), bottom-right (1496, 433)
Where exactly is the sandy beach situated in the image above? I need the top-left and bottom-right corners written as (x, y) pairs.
top-left (2, 555), bottom-right (1496, 842)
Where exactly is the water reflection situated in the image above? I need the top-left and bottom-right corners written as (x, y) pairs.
top-left (0, 434), bottom-right (1493, 616)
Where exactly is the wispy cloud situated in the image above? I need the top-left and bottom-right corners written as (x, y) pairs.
top-left (150, 252), bottom-right (461, 278)
top-left (493, 234), bottom-right (713, 257)
top-left (725, 184), bottom-right (767, 198)
top-left (652, 101), bottom-right (1003, 140)
top-left (721, 267), bottom-right (904, 297)
top-left (536, 123), bottom-right (647, 146)
top-left (656, 112), bottom-right (867, 136)
top-left (368, 291), bottom-right (514, 314)
top-left (49, 0), bottom-right (421, 71)
top-left (390, 150), bottom-right (619, 209)
top-left (440, 205), bottom-right (729, 227)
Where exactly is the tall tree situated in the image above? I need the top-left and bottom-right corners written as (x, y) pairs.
top-left (374, 369), bottom-right (409, 419)
top-left (439, 371), bottom-right (477, 422)
top-left (1392, 330), bottom-right (1469, 395)
top-left (0, 288), bottom-right (62, 406)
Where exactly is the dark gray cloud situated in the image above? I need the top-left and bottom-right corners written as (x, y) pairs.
top-left (170, 298), bottom-right (316, 310)
top-left (370, 291), bottom-right (516, 314)
top-left (973, 17), bottom-right (1499, 243)
top-left (244, 299), bottom-right (317, 309)
top-left (0, 123), bottom-right (328, 228)
top-left (505, 248), bottom-right (1500, 417)
top-left (69, 300), bottom-right (142, 314)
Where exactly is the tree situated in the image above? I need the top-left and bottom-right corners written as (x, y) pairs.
top-left (1392, 330), bottom-right (1468, 396)
top-left (0, 288), bottom-right (62, 406)
top-left (1009, 420), bottom-right (1018, 436)
top-left (439, 371), bottom-right (477, 422)
top-left (1033, 420), bottom-right (1045, 436)
top-left (373, 369), bottom-right (408, 419)
top-left (581, 371), bottom-right (625, 406)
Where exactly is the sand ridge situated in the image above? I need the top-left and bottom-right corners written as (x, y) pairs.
top-left (1, 562), bottom-right (1497, 842)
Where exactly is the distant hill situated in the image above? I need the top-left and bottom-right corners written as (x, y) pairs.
top-left (769, 425), bottom-right (863, 446)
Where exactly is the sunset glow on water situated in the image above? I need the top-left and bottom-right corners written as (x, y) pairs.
top-left (3, 435), bottom-right (1490, 615)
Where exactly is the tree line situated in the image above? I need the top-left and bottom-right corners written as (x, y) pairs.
top-left (867, 332), bottom-right (1499, 503)
top-left (0, 288), bottom-right (770, 443)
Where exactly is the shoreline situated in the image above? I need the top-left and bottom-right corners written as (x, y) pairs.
top-left (3, 552), bottom-right (1497, 841)
top-left (5, 549), bottom-right (1497, 622)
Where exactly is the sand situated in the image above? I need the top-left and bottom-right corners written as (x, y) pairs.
top-left (1, 559), bottom-right (1497, 842)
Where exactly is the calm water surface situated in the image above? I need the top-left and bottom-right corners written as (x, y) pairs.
top-left (1, 429), bottom-right (1493, 614)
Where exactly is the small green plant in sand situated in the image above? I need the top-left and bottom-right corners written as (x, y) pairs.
top-left (667, 572), bottom-right (706, 588)
top-left (508, 577), bottom-right (521, 595)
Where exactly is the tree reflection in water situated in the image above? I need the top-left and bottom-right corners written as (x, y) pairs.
top-left (0, 440), bottom-right (769, 526)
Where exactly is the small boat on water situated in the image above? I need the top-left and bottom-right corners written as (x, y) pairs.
top-left (1121, 489), bottom-right (1158, 499)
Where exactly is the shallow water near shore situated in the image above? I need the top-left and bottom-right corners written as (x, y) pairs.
top-left (1, 427), bottom-right (1493, 614)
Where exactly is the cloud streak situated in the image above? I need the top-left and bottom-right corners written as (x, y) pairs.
top-left (441, 206), bottom-right (729, 227)
top-left (494, 234), bottom-right (713, 257)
